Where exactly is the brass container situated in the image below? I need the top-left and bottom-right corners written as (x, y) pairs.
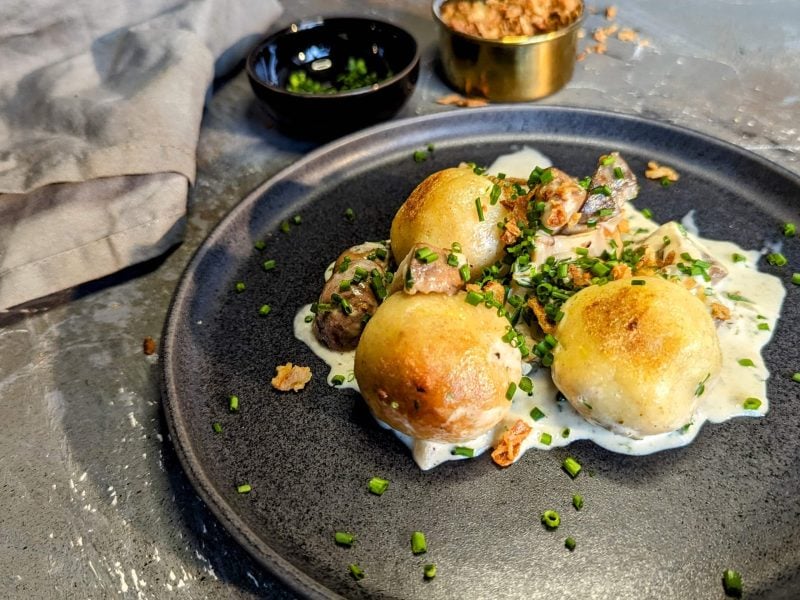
top-left (432, 0), bottom-right (584, 102)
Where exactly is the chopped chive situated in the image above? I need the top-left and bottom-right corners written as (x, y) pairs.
top-left (475, 197), bottom-right (485, 221)
top-left (575, 247), bottom-right (589, 256)
top-left (732, 253), bottom-right (747, 263)
top-left (539, 432), bottom-right (552, 446)
top-left (332, 374), bottom-right (345, 386)
top-left (427, 143), bottom-right (435, 153)
top-left (563, 457), bottom-right (582, 479)
top-left (539, 168), bottom-right (555, 184)
top-left (743, 397), bottom-right (762, 410)
top-left (737, 358), bottom-right (755, 367)
top-left (404, 265), bottom-right (415, 291)
top-left (572, 494), bottom-right (584, 510)
top-left (565, 537), bottom-right (576, 551)
top-left (280, 220), bottom-right (291, 234)
top-left (783, 222), bottom-right (796, 237)
top-left (331, 293), bottom-right (353, 315)
top-left (792, 273), bottom-right (800, 285)
top-left (212, 422), bottom-right (223, 434)
top-left (339, 279), bottom-right (352, 292)
top-left (590, 185), bottom-right (612, 197)
top-left (415, 248), bottom-right (439, 263)
top-left (466, 290), bottom-right (484, 306)
top-left (304, 314), bottom-right (314, 323)
top-left (757, 322), bottom-right (770, 331)
top-left (415, 247), bottom-right (432, 260)
top-left (490, 183), bottom-right (501, 205)
top-left (452, 446), bottom-right (475, 458)
top-left (236, 483), bottom-right (251, 494)
top-left (338, 256), bottom-right (352, 273)
top-left (591, 262), bottom-right (611, 277)
top-left (613, 166), bottom-right (624, 179)
top-left (598, 208), bottom-right (615, 217)
top-left (344, 208), bottom-right (355, 221)
top-left (505, 382), bottom-right (517, 400)
top-left (459, 264), bottom-right (471, 282)
top-left (577, 176), bottom-right (591, 189)
top-left (263, 259), bottom-right (277, 271)
top-left (722, 569), bottom-right (742, 598)
top-left (234, 281), bottom-right (246, 293)
top-left (561, 427), bottom-right (570, 438)
top-left (660, 177), bottom-right (672, 187)
top-left (695, 373), bottom-right (711, 396)
top-left (413, 150), bottom-right (428, 163)
top-left (541, 510), bottom-right (560, 530)
top-left (349, 564), bottom-right (365, 580)
top-left (254, 240), bottom-right (266, 251)
top-left (229, 395), bottom-right (240, 412)
top-left (411, 531), bottom-right (427, 555)
top-left (641, 208), bottom-right (654, 219)
top-left (767, 252), bottom-right (787, 267)
top-left (792, 373), bottom-right (800, 383)
top-left (292, 214), bottom-right (302, 225)
top-left (258, 304), bottom-right (272, 316)
top-left (423, 564), bottom-right (437, 580)
top-left (530, 407), bottom-right (546, 421)
top-left (601, 155), bottom-right (615, 166)
top-left (726, 292), bottom-right (751, 302)
top-left (631, 279), bottom-right (646, 285)
top-left (519, 376), bottom-right (534, 395)
top-left (447, 253), bottom-right (459, 267)
top-left (368, 477), bottom-right (389, 495)
top-left (335, 531), bottom-right (355, 546)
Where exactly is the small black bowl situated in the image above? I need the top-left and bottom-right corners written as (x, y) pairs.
top-left (246, 17), bottom-right (420, 139)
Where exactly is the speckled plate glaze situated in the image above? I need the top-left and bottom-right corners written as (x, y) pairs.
top-left (161, 106), bottom-right (800, 600)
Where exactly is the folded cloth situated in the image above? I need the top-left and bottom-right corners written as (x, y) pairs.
top-left (0, 0), bottom-right (283, 310)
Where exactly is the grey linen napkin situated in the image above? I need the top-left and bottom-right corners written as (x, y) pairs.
top-left (0, 0), bottom-right (283, 310)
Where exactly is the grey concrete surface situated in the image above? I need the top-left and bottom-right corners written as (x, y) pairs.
top-left (1, 0), bottom-right (798, 598)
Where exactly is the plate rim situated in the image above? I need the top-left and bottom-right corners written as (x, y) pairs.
top-left (160, 104), bottom-right (800, 599)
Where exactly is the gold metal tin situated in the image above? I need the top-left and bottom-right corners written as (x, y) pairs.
top-left (432, 0), bottom-right (584, 102)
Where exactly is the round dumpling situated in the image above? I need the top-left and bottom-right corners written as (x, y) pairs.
top-left (551, 276), bottom-right (722, 437)
top-left (390, 167), bottom-right (509, 277)
top-left (354, 291), bottom-right (522, 443)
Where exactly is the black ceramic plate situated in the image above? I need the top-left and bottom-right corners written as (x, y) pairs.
top-left (161, 106), bottom-right (800, 600)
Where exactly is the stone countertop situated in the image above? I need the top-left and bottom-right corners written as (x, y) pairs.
top-left (1, 0), bottom-right (798, 598)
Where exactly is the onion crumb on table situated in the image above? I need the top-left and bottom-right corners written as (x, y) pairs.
top-left (270, 363), bottom-right (312, 391)
top-left (436, 94), bottom-right (489, 108)
top-left (142, 336), bottom-right (157, 355)
top-left (577, 4), bottom-right (649, 61)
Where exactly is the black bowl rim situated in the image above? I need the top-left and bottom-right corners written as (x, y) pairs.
top-left (245, 16), bottom-right (420, 100)
top-left (431, 0), bottom-right (585, 47)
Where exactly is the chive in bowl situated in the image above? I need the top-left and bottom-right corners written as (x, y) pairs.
top-left (246, 17), bottom-right (420, 139)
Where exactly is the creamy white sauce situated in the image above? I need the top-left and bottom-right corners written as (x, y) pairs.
top-left (295, 149), bottom-right (786, 470)
top-left (488, 145), bottom-right (552, 176)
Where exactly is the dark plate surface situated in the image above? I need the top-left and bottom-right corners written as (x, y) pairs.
top-left (161, 106), bottom-right (800, 600)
